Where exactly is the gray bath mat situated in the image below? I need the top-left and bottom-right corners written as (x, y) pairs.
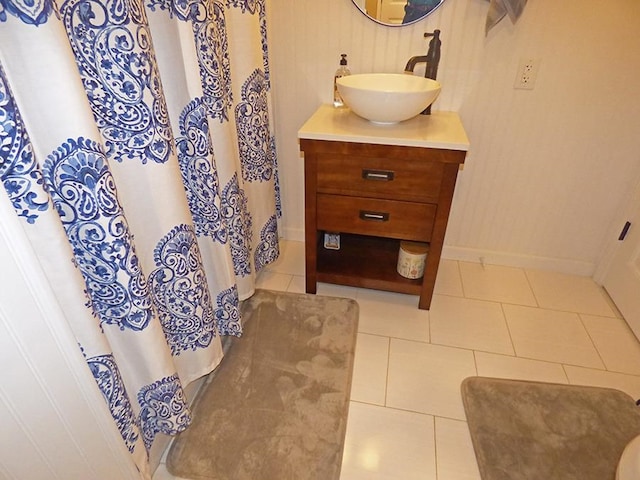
top-left (167, 289), bottom-right (359, 480)
top-left (461, 376), bottom-right (640, 480)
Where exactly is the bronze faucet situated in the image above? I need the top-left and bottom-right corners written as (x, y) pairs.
top-left (404, 29), bottom-right (441, 114)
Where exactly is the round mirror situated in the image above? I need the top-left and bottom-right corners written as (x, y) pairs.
top-left (352, 0), bottom-right (445, 26)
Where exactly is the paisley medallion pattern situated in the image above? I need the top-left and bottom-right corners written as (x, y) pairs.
top-left (0, 0), bottom-right (56, 25)
top-left (0, 64), bottom-right (49, 224)
top-left (138, 374), bottom-right (191, 450)
top-left (235, 69), bottom-right (273, 183)
top-left (193, 0), bottom-right (233, 120)
top-left (3, 0), bottom-right (281, 466)
top-left (42, 137), bottom-right (154, 331)
top-left (258, 0), bottom-right (270, 86)
top-left (149, 224), bottom-right (217, 354)
top-left (176, 98), bottom-right (226, 241)
top-left (146, 0), bottom-right (233, 121)
top-left (144, 0), bottom-right (190, 19)
top-left (215, 286), bottom-right (241, 336)
top-left (87, 353), bottom-right (140, 452)
top-left (253, 214), bottom-right (278, 273)
top-left (221, 174), bottom-right (252, 276)
top-left (60, 0), bottom-right (173, 164)
top-left (272, 136), bottom-right (282, 217)
top-left (226, 0), bottom-right (256, 14)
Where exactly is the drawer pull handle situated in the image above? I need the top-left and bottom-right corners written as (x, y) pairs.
top-left (359, 210), bottom-right (389, 222)
top-left (362, 169), bottom-right (394, 181)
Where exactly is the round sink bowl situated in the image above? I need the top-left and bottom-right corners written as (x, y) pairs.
top-left (617, 434), bottom-right (640, 480)
top-left (336, 73), bottom-right (441, 124)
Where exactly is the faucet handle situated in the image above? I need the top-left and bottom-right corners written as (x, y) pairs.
top-left (424, 29), bottom-right (441, 39)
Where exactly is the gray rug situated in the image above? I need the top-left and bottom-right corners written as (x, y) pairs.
top-left (167, 289), bottom-right (359, 480)
top-left (461, 376), bottom-right (640, 480)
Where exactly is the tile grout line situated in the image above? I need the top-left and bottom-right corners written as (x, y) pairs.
top-left (349, 399), bottom-right (467, 423)
top-left (577, 312), bottom-right (609, 373)
top-left (522, 268), bottom-right (541, 308)
top-left (456, 260), bottom-right (467, 299)
top-left (499, 302), bottom-right (518, 358)
top-left (383, 336), bottom-right (391, 408)
top-left (432, 415), bottom-right (440, 480)
top-left (472, 350), bottom-right (479, 377)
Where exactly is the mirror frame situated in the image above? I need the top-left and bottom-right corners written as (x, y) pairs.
top-left (351, 0), bottom-right (445, 27)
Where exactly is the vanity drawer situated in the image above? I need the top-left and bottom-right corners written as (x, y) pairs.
top-left (317, 194), bottom-right (436, 241)
top-left (316, 154), bottom-right (443, 203)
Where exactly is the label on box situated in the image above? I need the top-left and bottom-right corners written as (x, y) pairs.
top-left (324, 232), bottom-right (341, 250)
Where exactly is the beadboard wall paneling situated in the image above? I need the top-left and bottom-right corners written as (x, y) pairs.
top-left (0, 193), bottom-right (141, 480)
top-left (268, 0), bottom-right (640, 274)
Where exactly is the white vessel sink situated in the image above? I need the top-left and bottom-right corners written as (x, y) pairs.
top-left (336, 73), bottom-right (441, 124)
top-left (617, 434), bottom-right (640, 480)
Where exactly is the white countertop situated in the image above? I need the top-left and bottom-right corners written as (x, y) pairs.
top-left (298, 104), bottom-right (470, 151)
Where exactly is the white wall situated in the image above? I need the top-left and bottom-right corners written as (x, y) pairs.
top-left (268, 0), bottom-right (640, 275)
top-left (0, 191), bottom-right (142, 480)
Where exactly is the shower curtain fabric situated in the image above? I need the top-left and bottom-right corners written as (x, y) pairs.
top-left (0, 0), bottom-right (280, 477)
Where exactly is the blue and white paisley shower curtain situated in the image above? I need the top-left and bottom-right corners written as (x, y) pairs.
top-left (0, 0), bottom-right (279, 476)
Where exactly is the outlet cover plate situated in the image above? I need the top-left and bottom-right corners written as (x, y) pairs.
top-left (514, 58), bottom-right (540, 90)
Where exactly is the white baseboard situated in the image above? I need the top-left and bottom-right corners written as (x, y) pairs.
top-left (278, 231), bottom-right (597, 278)
top-left (441, 245), bottom-right (596, 277)
top-left (280, 226), bottom-right (305, 243)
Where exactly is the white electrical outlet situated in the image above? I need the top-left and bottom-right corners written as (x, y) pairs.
top-left (514, 58), bottom-right (540, 90)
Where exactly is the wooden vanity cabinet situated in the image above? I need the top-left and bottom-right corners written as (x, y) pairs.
top-left (300, 138), bottom-right (465, 310)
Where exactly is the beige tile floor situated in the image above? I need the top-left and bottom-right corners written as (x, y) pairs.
top-left (154, 240), bottom-right (640, 480)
